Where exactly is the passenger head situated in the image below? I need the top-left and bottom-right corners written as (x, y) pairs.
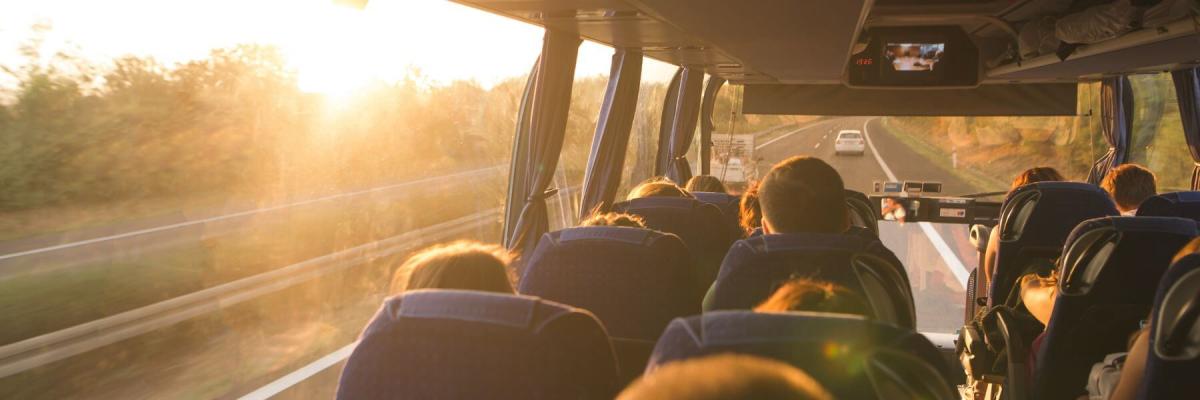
top-left (685, 175), bottom-right (728, 194)
top-left (617, 354), bottom-right (833, 400)
top-left (1010, 166), bottom-right (1064, 191)
top-left (580, 211), bottom-right (646, 228)
top-left (1101, 164), bottom-right (1157, 213)
top-left (389, 241), bottom-right (514, 295)
top-left (757, 156), bottom-right (848, 234)
top-left (740, 182), bottom-right (763, 235)
top-left (754, 278), bottom-right (871, 317)
top-left (627, 177), bottom-right (692, 200)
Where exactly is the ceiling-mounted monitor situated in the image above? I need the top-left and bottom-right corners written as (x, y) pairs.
top-left (847, 26), bottom-right (980, 88)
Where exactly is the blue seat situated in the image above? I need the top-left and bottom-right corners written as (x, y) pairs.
top-left (702, 232), bottom-right (914, 329)
top-left (336, 290), bottom-right (619, 399)
top-left (518, 226), bottom-right (698, 381)
top-left (611, 197), bottom-right (737, 294)
top-left (990, 182), bottom-right (1119, 306)
top-left (691, 191), bottom-right (742, 234)
top-left (646, 311), bottom-right (953, 400)
top-left (1031, 217), bottom-right (1197, 400)
top-left (1138, 253), bottom-right (1200, 400)
top-left (1136, 191), bottom-right (1200, 222)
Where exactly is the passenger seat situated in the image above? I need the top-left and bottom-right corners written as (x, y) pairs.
top-left (1138, 253), bottom-right (1200, 399)
top-left (1030, 217), bottom-right (1197, 400)
top-left (989, 182), bottom-right (1118, 306)
top-left (611, 197), bottom-right (737, 295)
top-left (646, 311), bottom-right (954, 400)
top-left (703, 232), bottom-right (914, 329)
top-left (691, 191), bottom-right (742, 235)
top-left (1136, 191), bottom-right (1200, 221)
top-left (336, 290), bottom-right (619, 399)
top-left (518, 226), bottom-right (697, 381)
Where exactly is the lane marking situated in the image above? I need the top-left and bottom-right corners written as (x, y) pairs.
top-left (755, 119), bottom-right (839, 150)
top-left (238, 342), bottom-right (357, 400)
top-left (0, 166), bottom-right (504, 263)
top-left (861, 118), bottom-right (969, 288)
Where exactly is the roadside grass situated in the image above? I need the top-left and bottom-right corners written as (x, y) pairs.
top-left (880, 117), bottom-right (1007, 193)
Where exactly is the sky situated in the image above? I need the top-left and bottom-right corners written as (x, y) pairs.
top-left (0, 0), bottom-right (678, 94)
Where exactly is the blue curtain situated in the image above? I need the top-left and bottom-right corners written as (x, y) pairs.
top-left (1087, 76), bottom-right (1134, 185)
top-left (1172, 68), bottom-right (1200, 189)
top-left (699, 76), bottom-right (726, 176)
top-left (502, 30), bottom-right (581, 257)
top-left (578, 50), bottom-right (642, 219)
top-left (656, 67), bottom-right (705, 183)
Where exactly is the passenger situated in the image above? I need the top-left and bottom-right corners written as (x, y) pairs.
top-left (627, 177), bottom-right (693, 200)
top-left (757, 156), bottom-right (849, 235)
top-left (982, 167), bottom-right (1065, 288)
top-left (754, 278), bottom-right (871, 317)
top-left (685, 175), bottom-right (729, 194)
top-left (617, 354), bottom-right (833, 400)
top-left (881, 197), bottom-right (907, 223)
top-left (739, 181), bottom-right (762, 236)
top-left (579, 211), bottom-right (646, 228)
top-left (388, 240), bottom-right (514, 295)
top-left (1101, 164), bottom-right (1157, 216)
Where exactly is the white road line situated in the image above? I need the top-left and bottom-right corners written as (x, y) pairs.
top-left (861, 118), bottom-right (969, 288)
top-left (0, 166), bottom-right (504, 262)
top-left (755, 119), bottom-right (840, 150)
top-left (239, 342), bottom-right (357, 400)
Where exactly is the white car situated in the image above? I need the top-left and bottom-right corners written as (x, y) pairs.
top-left (834, 130), bottom-right (866, 155)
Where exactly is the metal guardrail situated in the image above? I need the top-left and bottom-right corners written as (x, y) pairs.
top-left (0, 209), bottom-right (501, 379)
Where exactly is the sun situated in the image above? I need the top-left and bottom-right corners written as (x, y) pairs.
top-left (271, 0), bottom-right (388, 99)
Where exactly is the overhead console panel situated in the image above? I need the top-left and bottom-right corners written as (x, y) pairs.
top-left (847, 26), bottom-right (980, 88)
top-left (743, 83), bottom-right (1077, 116)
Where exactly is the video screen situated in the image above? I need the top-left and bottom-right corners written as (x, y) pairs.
top-left (884, 43), bottom-right (944, 72)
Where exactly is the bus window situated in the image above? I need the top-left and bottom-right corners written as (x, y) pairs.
top-left (1129, 73), bottom-right (1192, 192)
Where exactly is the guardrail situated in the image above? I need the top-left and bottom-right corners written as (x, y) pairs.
top-left (0, 209), bottom-right (501, 379)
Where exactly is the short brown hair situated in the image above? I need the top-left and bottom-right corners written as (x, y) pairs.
top-left (758, 157), bottom-right (848, 233)
top-left (618, 354), bottom-right (833, 400)
top-left (754, 278), bottom-right (871, 317)
top-left (580, 212), bottom-right (646, 228)
top-left (1101, 164), bottom-right (1157, 212)
top-left (740, 181), bottom-right (763, 235)
top-left (1010, 167), bottom-right (1065, 191)
top-left (685, 175), bottom-right (728, 194)
top-left (389, 241), bottom-right (514, 295)
top-left (628, 177), bottom-right (692, 200)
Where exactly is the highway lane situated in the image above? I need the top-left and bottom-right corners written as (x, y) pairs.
top-left (754, 116), bottom-right (981, 333)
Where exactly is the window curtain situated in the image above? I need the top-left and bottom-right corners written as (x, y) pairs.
top-left (578, 49), bottom-right (642, 218)
top-left (1086, 76), bottom-right (1134, 185)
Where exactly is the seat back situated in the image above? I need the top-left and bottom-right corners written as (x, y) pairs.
top-left (519, 226), bottom-right (698, 340)
top-left (990, 182), bottom-right (1118, 306)
top-left (336, 290), bottom-right (619, 400)
top-left (846, 189), bottom-right (879, 235)
top-left (692, 191), bottom-right (742, 235)
top-left (1136, 191), bottom-right (1200, 222)
top-left (647, 311), bottom-right (953, 400)
top-left (611, 197), bottom-right (736, 293)
top-left (1032, 217), bottom-right (1198, 400)
top-left (1137, 254), bottom-right (1200, 399)
top-left (703, 233), bottom-right (915, 329)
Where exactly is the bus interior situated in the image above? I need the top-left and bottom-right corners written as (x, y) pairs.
top-left (2, 0), bottom-right (1200, 399)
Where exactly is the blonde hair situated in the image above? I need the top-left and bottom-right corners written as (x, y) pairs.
top-left (389, 241), bottom-right (514, 295)
top-left (627, 177), bottom-right (692, 200)
top-left (755, 278), bottom-right (870, 316)
top-left (685, 175), bottom-right (728, 194)
top-left (618, 354), bottom-right (833, 400)
top-left (580, 212), bottom-right (646, 228)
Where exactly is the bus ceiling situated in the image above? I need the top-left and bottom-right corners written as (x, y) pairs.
top-left (452, 0), bottom-right (1200, 90)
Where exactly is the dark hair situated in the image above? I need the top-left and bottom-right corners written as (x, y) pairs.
top-left (740, 181), bottom-right (763, 235)
top-left (754, 278), bottom-right (871, 317)
top-left (685, 175), bottom-right (728, 194)
top-left (1010, 166), bottom-right (1064, 191)
top-left (758, 156), bottom-right (848, 233)
top-left (618, 354), bottom-right (833, 400)
top-left (389, 241), bottom-right (514, 295)
top-left (628, 177), bottom-right (692, 200)
top-left (1101, 164), bottom-right (1157, 212)
top-left (580, 212), bottom-right (646, 228)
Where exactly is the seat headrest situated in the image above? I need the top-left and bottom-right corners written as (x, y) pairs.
top-left (736, 231), bottom-right (870, 254)
top-left (1059, 217), bottom-right (1197, 298)
top-left (1152, 254), bottom-right (1200, 361)
top-left (1137, 192), bottom-right (1200, 220)
top-left (546, 226), bottom-right (668, 246)
top-left (613, 196), bottom-right (704, 211)
top-left (689, 311), bottom-right (871, 346)
top-left (692, 191), bottom-right (738, 205)
top-left (386, 289), bottom-right (575, 332)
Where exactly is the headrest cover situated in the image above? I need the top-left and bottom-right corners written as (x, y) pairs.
top-left (396, 290), bottom-right (554, 330)
top-left (554, 226), bottom-right (658, 246)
